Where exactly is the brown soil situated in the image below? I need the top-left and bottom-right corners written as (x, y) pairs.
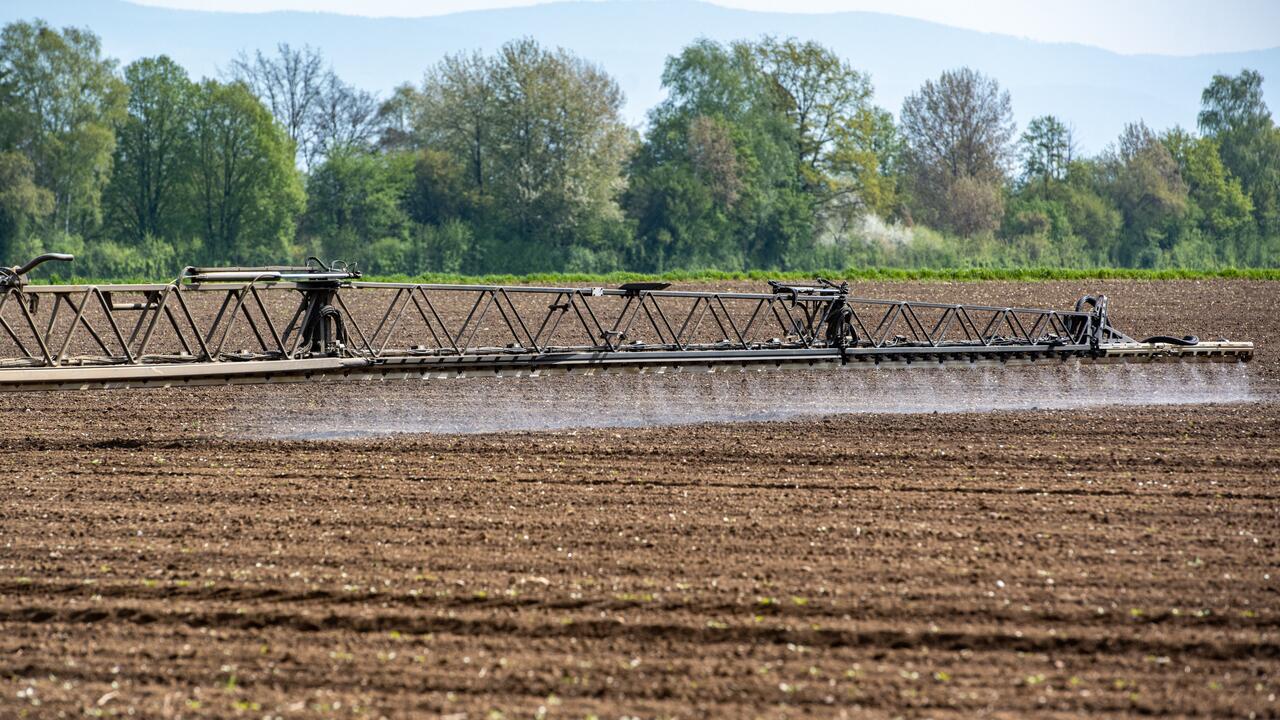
top-left (0, 279), bottom-right (1277, 718)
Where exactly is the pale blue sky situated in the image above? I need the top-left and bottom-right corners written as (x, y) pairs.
top-left (127, 0), bottom-right (1280, 55)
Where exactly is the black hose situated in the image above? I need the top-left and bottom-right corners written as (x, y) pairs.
top-left (1140, 335), bottom-right (1200, 346)
top-left (319, 305), bottom-right (348, 346)
top-left (13, 253), bottom-right (74, 276)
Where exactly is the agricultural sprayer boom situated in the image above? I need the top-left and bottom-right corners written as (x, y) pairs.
top-left (0, 254), bottom-right (1252, 391)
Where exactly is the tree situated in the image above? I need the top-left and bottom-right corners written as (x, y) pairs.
top-left (416, 51), bottom-right (496, 191)
top-left (624, 39), bottom-right (812, 270)
top-left (229, 43), bottom-right (325, 166)
top-left (0, 151), bottom-right (53, 257)
top-left (899, 67), bottom-right (1015, 236)
top-left (0, 20), bottom-right (126, 236)
top-left (1185, 137), bottom-right (1254, 250)
top-left (189, 80), bottom-right (303, 264)
top-left (1199, 70), bottom-right (1271, 137)
top-left (486, 38), bottom-right (632, 251)
top-left (1055, 160), bottom-right (1122, 261)
top-left (830, 105), bottom-right (902, 221)
top-left (413, 218), bottom-right (473, 274)
top-left (1107, 122), bottom-right (1188, 265)
top-left (1163, 129), bottom-right (1255, 260)
top-left (410, 39), bottom-right (633, 269)
top-left (1020, 115), bottom-right (1074, 191)
top-left (686, 115), bottom-right (744, 208)
top-left (750, 37), bottom-right (890, 225)
top-left (375, 83), bottom-right (422, 152)
top-left (1198, 70), bottom-right (1278, 236)
top-left (405, 148), bottom-right (472, 227)
top-left (310, 72), bottom-right (380, 160)
top-left (103, 56), bottom-right (195, 244)
top-left (302, 149), bottom-right (413, 266)
top-left (753, 38), bottom-right (870, 173)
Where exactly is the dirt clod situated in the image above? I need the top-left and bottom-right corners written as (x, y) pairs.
top-left (0, 278), bottom-right (1276, 718)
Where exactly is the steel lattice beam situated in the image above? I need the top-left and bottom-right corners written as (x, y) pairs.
top-left (0, 259), bottom-right (1253, 391)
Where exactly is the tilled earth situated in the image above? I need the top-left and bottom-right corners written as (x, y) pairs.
top-left (0, 279), bottom-right (1277, 718)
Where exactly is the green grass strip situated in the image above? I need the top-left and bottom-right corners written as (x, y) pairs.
top-left (28, 266), bottom-right (1280, 285)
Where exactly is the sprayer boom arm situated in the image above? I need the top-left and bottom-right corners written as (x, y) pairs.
top-left (0, 257), bottom-right (1252, 391)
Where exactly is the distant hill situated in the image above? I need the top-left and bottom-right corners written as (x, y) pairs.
top-left (2, 0), bottom-right (1277, 153)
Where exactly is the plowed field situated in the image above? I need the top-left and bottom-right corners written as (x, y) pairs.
top-left (1, 279), bottom-right (1277, 718)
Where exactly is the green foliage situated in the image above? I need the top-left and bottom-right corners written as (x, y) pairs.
top-left (0, 20), bottom-right (126, 235)
top-left (303, 148), bottom-right (413, 263)
top-left (0, 20), bottom-right (1277, 281)
top-left (489, 39), bottom-right (632, 253)
top-left (1019, 115), bottom-right (1073, 190)
top-left (1054, 160), bottom-right (1124, 258)
top-left (899, 67), bottom-right (1015, 236)
top-left (405, 149), bottom-right (471, 227)
top-left (833, 105), bottom-right (902, 219)
top-left (391, 38), bottom-right (634, 273)
top-left (103, 56), bottom-right (196, 244)
top-left (1198, 69), bottom-right (1280, 237)
top-left (1165, 131), bottom-right (1255, 262)
top-left (413, 218), bottom-right (473, 274)
top-left (751, 37), bottom-right (897, 225)
top-left (625, 38), bottom-right (814, 271)
top-left (0, 150), bottom-right (53, 257)
top-left (1108, 122), bottom-right (1189, 265)
top-left (189, 79), bottom-right (304, 264)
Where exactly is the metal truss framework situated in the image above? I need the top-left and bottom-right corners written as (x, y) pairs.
top-left (0, 257), bottom-right (1254, 391)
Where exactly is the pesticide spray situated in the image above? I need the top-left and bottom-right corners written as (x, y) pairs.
top-left (252, 361), bottom-right (1257, 440)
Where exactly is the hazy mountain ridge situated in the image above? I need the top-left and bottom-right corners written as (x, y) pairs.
top-left (2, 0), bottom-right (1277, 153)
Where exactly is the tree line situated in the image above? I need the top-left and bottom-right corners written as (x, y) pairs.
top-left (0, 19), bottom-right (1276, 278)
